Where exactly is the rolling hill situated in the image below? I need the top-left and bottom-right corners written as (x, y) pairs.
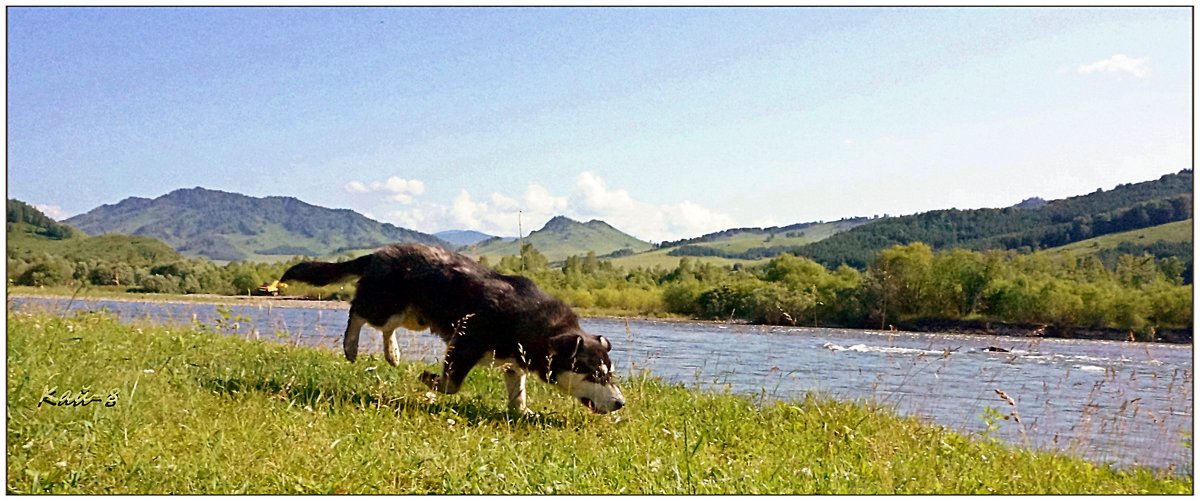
top-left (64, 188), bottom-right (449, 262)
top-left (1051, 219), bottom-right (1193, 256)
top-left (461, 216), bottom-right (652, 263)
top-left (1049, 218), bottom-right (1193, 282)
top-left (8, 199), bottom-right (182, 266)
top-left (794, 170), bottom-right (1193, 269)
top-left (608, 218), bottom-right (873, 270)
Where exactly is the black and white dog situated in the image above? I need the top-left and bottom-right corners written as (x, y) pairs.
top-left (280, 244), bottom-right (625, 414)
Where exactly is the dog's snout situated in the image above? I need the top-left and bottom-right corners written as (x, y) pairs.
top-left (612, 398), bottom-right (625, 411)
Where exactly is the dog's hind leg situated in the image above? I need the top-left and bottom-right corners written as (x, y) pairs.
top-left (382, 329), bottom-right (401, 367)
top-left (343, 312), bottom-right (367, 363)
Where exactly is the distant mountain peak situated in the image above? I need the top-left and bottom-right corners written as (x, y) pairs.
top-left (465, 214), bottom-right (651, 262)
top-left (1011, 197), bottom-right (1048, 210)
top-left (539, 215), bottom-right (582, 232)
top-left (166, 186), bottom-right (231, 197)
top-left (64, 187), bottom-right (449, 261)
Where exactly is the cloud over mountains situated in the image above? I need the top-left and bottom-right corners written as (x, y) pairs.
top-left (345, 171), bottom-right (735, 242)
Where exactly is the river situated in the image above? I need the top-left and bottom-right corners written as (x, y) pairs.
top-left (9, 295), bottom-right (1193, 473)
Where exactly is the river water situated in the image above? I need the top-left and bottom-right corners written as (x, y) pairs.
top-left (9, 296), bottom-right (1193, 473)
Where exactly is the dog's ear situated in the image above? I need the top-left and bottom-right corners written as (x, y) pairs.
top-left (549, 333), bottom-right (583, 360)
top-left (597, 335), bottom-right (611, 352)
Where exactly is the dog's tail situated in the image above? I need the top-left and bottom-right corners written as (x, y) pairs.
top-left (280, 254), bottom-right (373, 286)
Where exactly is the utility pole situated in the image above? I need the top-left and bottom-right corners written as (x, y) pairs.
top-left (518, 210), bottom-right (524, 272)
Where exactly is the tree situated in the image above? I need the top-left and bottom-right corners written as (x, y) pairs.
top-left (15, 255), bottom-right (72, 287)
top-left (929, 249), bottom-right (994, 318)
top-left (865, 243), bottom-right (934, 326)
top-left (232, 270), bottom-right (263, 294)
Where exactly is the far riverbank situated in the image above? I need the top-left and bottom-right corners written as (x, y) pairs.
top-left (9, 288), bottom-right (1190, 344)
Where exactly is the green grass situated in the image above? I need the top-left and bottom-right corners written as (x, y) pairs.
top-left (6, 310), bottom-right (1190, 494)
top-left (1051, 219), bottom-right (1193, 256)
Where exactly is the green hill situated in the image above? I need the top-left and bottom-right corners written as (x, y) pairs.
top-left (7, 200), bottom-right (182, 266)
top-left (607, 218), bottom-right (871, 270)
top-left (7, 199), bottom-right (79, 240)
top-left (462, 216), bottom-right (652, 263)
top-left (795, 170), bottom-right (1193, 269)
top-left (1049, 219), bottom-right (1193, 282)
top-left (1051, 219), bottom-right (1192, 256)
top-left (63, 187), bottom-right (449, 262)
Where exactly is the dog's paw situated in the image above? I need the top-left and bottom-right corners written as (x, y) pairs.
top-left (504, 405), bottom-right (535, 419)
top-left (419, 371), bottom-right (440, 390)
top-left (384, 349), bottom-right (400, 367)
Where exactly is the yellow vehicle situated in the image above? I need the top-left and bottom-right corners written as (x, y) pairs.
top-left (252, 280), bottom-right (287, 296)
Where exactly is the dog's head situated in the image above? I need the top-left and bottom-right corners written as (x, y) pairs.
top-left (548, 332), bottom-right (625, 414)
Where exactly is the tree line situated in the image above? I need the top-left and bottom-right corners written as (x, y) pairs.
top-left (7, 200), bottom-right (76, 240)
top-left (795, 170), bottom-right (1193, 269)
top-left (487, 242), bottom-right (1189, 337)
top-left (8, 239), bottom-right (1191, 338)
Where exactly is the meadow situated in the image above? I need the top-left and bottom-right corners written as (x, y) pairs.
top-left (6, 308), bottom-right (1190, 494)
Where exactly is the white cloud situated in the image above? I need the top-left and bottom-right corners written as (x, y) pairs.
top-left (570, 171), bottom-right (736, 242)
top-left (663, 200), bottom-right (738, 239)
top-left (450, 190), bottom-right (487, 229)
top-left (1078, 54), bottom-right (1148, 78)
top-left (523, 183), bottom-right (568, 215)
top-left (375, 172), bottom-right (738, 242)
top-left (489, 192), bottom-right (520, 212)
top-left (575, 171), bottom-right (640, 218)
top-left (34, 204), bottom-right (68, 221)
top-left (388, 207), bottom-right (429, 231)
top-left (344, 175), bottom-right (425, 203)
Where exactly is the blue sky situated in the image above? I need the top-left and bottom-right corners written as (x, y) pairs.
top-left (6, 7), bottom-right (1192, 241)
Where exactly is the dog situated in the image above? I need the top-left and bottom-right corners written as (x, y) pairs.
top-left (279, 243), bottom-right (625, 414)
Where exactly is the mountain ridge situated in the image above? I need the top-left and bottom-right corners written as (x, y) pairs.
top-left (463, 215), bottom-right (652, 263)
top-left (794, 169), bottom-right (1193, 268)
top-left (51, 169), bottom-right (1192, 268)
top-left (65, 187), bottom-right (449, 261)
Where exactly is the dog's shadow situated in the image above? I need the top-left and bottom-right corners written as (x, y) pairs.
top-left (197, 371), bottom-right (568, 428)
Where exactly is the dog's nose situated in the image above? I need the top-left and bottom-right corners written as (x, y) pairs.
top-left (612, 399), bottom-right (625, 411)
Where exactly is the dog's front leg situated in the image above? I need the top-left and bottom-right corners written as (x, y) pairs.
top-left (343, 313), bottom-right (367, 363)
top-left (420, 340), bottom-right (481, 395)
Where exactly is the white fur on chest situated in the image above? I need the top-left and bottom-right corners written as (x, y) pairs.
top-left (377, 305), bottom-right (430, 333)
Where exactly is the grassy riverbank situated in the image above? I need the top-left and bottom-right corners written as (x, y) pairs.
top-left (6, 310), bottom-right (1190, 494)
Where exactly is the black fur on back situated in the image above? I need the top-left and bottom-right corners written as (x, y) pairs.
top-left (279, 244), bottom-right (608, 384)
